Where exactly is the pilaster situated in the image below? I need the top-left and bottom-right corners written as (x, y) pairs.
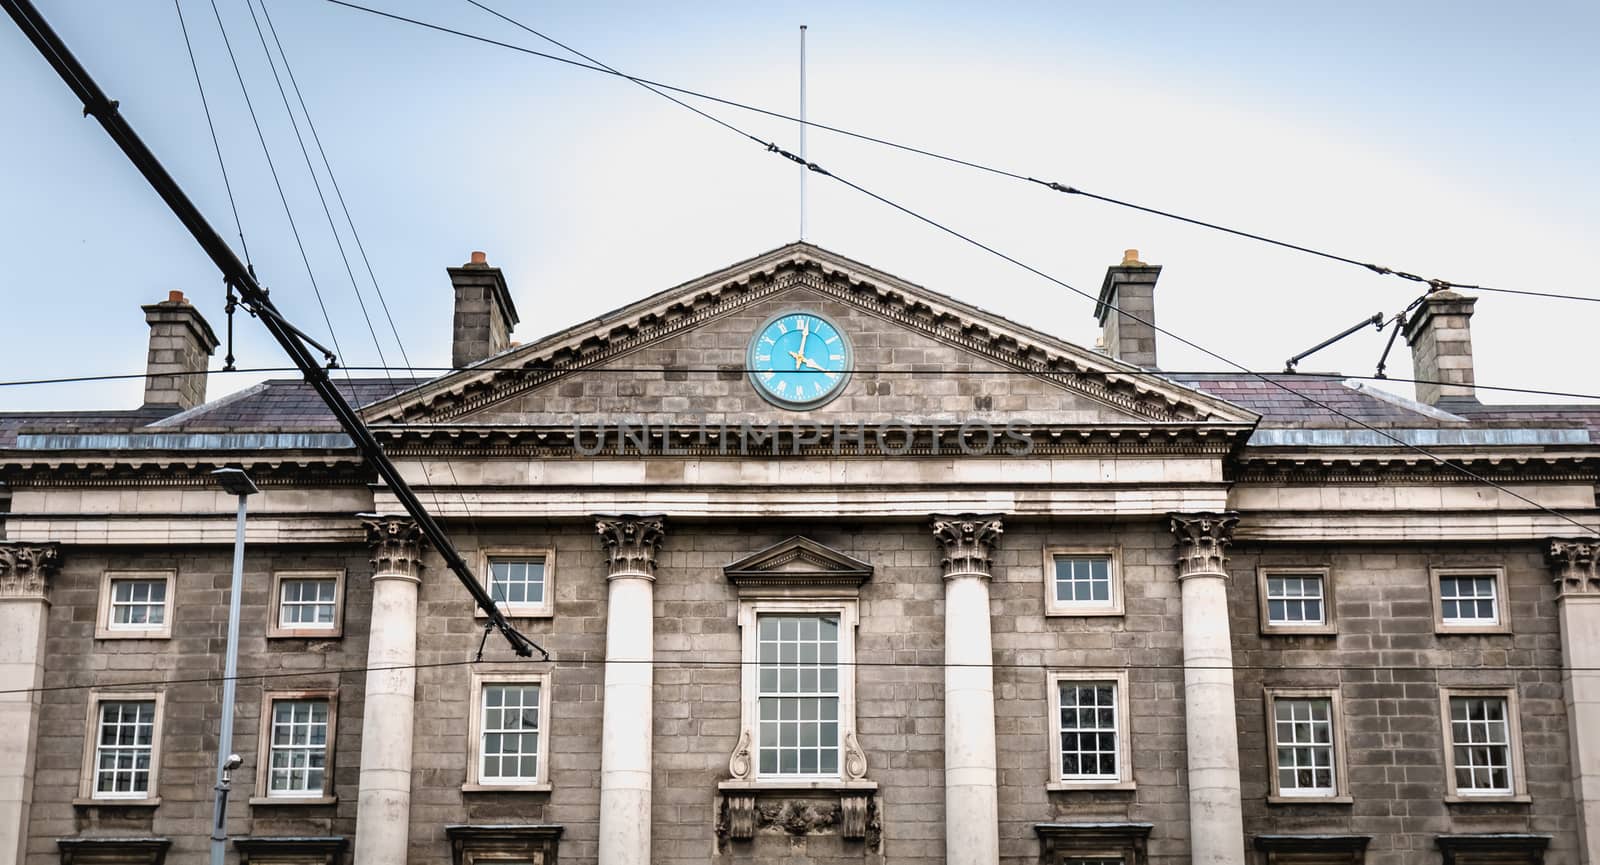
top-left (1549, 538), bottom-right (1600, 865)
top-left (354, 517), bottom-right (426, 865)
top-left (932, 514), bottom-right (1002, 865)
top-left (1168, 512), bottom-right (1246, 865)
top-left (0, 542), bottom-right (60, 865)
top-left (595, 515), bottom-right (665, 865)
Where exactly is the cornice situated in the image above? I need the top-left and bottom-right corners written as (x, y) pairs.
top-left (362, 255), bottom-right (1254, 426)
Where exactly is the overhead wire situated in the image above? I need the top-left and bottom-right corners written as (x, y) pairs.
top-left (173, 0), bottom-right (252, 267)
top-left (3, 654), bottom-right (1594, 697)
top-left (322, 0), bottom-right (1600, 306)
top-left (2, 365), bottom-right (1600, 404)
top-left (205, 0), bottom-right (350, 376)
top-left (355, 1), bottom-right (1600, 535)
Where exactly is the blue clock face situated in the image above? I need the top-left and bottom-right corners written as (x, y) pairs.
top-left (746, 311), bottom-right (852, 409)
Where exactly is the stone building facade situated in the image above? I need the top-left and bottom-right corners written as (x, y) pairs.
top-left (1, 243), bottom-right (1597, 865)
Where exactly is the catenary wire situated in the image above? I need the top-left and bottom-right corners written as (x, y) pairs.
top-left (3, 655), bottom-right (1593, 697)
top-left (241, 0), bottom-right (390, 376)
top-left (2, 365), bottom-right (1600, 403)
top-left (206, 0), bottom-right (349, 374)
top-left (324, 0), bottom-right (1600, 306)
top-left (173, 0), bottom-right (252, 267)
top-left (332, 2), bottom-right (1600, 531)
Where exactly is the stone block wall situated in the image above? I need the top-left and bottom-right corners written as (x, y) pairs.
top-left (28, 544), bottom-right (373, 865)
top-left (1229, 541), bottom-right (1577, 864)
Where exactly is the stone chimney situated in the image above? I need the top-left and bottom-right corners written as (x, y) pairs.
top-left (1094, 249), bottom-right (1162, 368)
top-left (141, 290), bottom-right (219, 410)
top-left (447, 250), bottom-right (519, 368)
top-left (1401, 289), bottom-right (1478, 406)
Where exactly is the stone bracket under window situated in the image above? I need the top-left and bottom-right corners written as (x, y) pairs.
top-left (1034, 822), bottom-right (1151, 865)
top-left (715, 781), bottom-right (880, 851)
top-left (234, 836), bottom-right (347, 864)
top-left (445, 824), bottom-right (562, 865)
top-left (57, 836), bottom-right (171, 864)
top-left (1436, 833), bottom-right (1550, 865)
top-left (1253, 834), bottom-right (1371, 864)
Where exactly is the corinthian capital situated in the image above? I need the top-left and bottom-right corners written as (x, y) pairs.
top-left (596, 514), bottom-right (666, 579)
top-left (362, 515), bottom-right (427, 581)
top-left (0, 542), bottom-right (61, 600)
top-left (1547, 538), bottom-right (1599, 597)
top-left (931, 514), bottom-right (1004, 578)
top-left (1169, 512), bottom-right (1239, 579)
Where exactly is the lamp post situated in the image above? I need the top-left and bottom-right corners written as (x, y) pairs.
top-left (210, 467), bottom-right (257, 865)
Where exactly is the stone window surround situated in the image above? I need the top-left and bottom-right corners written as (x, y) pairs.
top-left (1263, 687), bottom-right (1352, 804)
top-left (1046, 669), bottom-right (1136, 792)
top-left (1431, 566), bottom-right (1512, 635)
top-left (445, 824), bottom-right (563, 865)
top-left (463, 669), bottom-right (553, 792)
top-left (1435, 833), bottom-right (1550, 864)
top-left (267, 569), bottom-right (346, 639)
top-left (75, 689), bottom-right (166, 807)
top-left (233, 835), bottom-right (347, 864)
top-left (251, 689), bottom-right (339, 805)
top-left (1438, 686), bottom-right (1530, 804)
top-left (95, 569), bottom-right (176, 640)
top-left (1252, 833), bottom-right (1371, 864)
top-left (735, 597), bottom-right (862, 784)
top-left (1034, 822), bottom-right (1152, 865)
top-left (475, 547), bottom-right (555, 619)
top-left (1043, 545), bottom-right (1124, 617)
top-left (1257, 566), bottom-right (1338, 636)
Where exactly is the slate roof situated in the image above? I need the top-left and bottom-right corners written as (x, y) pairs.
top-left (1167, 374), bottom-right (1450, 428)
top-left (1448, 403), bottom-right (1600, 438)
top-left (146, 378), bottom-right (421, 430)
top-left (0, 407), bottom-right (176, 447)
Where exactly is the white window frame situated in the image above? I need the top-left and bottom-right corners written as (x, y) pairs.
top-left (1432, 567), bottom-right (1511, 635)
top-left (78, 690), bottom-right (165, 804)
top-left (476, 548), bottom-right (555, 618)
top-left (1440, 686), bottom-right (1528, 802)
top-left (737, 598), bottom-right (860, 784)
top-left (1043, 547), bottom-right (1124, 617)
top-left (252, 690), bottom-right (338, 803)
top-left (465, 671), bottom-right (553, 792)
top-left (1257, 567), bottom-right (1337, 636)
top-left (1264, 687), bottom-right (1350, 803)
top-left (267, 569), bottom-right (346, 639)
top-left (1046, 670), bottom-right (1134, 791)
top-left (95, 570), bottom-right (175, 640)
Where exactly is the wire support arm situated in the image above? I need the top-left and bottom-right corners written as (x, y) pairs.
top-left (2, 0), bottom-right (543, 659)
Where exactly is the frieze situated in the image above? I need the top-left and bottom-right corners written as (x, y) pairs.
top-left (716, 788), bottom-right (879, 850)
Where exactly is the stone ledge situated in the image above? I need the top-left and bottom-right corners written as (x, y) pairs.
top-left (246, 795), bottom-right (337, 807)
top-left (71, 796), bottom-right (161, 809)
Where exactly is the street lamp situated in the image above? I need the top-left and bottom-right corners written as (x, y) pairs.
top-left (209, 467), bottom-right (257, 865)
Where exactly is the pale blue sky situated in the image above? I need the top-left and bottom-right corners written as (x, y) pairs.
top-left (3, 0), bottom-right (1596, 411)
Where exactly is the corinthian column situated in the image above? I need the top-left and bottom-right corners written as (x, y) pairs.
top-left (932, 514), bottom-right (1003, 865)
top-left (1549, 538), bottom-right (1600, 865)
top-left (1169, 513), bottom-right (1245, 865)
top-left (0, 544), bottom-right (59, 865)
top-left (354, 517), bottom-right (426, 865)
top-left (596, 515), bottom-right (665, 865)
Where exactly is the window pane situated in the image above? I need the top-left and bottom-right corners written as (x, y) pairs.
top-left (1265, 575), bottom-right (1325, 625)
top-left (93, 700), bottom-right (156, 798)
top-left (1053, 556), bottom-right (1113, 609)
top-left (756, 614), bottom-right (841, 778)
top-left (1440, 576), bottom-right (1499, 624)
top-left (1272, 698), bottom-right (1336, 795)
top-left (1448, 696), bottom-right (1512, 793)
top-left (488, 558), bottom-right (546, 609)
top-left (108, 579), bottom-right (167, 629)
top-left (1058, 682), bottom-right (1119, 780)
top-left (279, 578), bottom-right (339, 628)
top-left (480, 684), bottom-right (541, 783)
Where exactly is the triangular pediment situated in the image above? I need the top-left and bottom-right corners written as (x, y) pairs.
top-left (361, 243), bottom-right (1258, 429)
top-left (724, 536), bottom-right (874, 590)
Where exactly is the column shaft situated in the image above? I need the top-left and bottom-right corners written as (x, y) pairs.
top-left (354, 518), bottom-right (425, 865)
top-left (596, 515), bottom-right (664, 865)
top-left (1171, 514), bottom-right (1245, 865)
top-left (0, 544), bottom-right (57, 865)
top-left (933, 515), bottom-right (1002, 865)
top-left (1550, 540), bottom-right (1600, 865)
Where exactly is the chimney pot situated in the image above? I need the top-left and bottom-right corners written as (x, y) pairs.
top-left (141, 293), bottom-right (219, 410)
top-left (1093, 248), bottom-right (1163, 369)
top-left (469, 250), bottom-right (488, 266)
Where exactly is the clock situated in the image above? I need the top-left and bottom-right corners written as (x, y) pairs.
top-left (746, 310), bottom-right (853, 409)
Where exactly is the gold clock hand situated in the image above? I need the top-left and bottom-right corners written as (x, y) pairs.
top-left (801, 356), bottom-right (829, 373)
top-left (795, 318), bottom-right (810, 368)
